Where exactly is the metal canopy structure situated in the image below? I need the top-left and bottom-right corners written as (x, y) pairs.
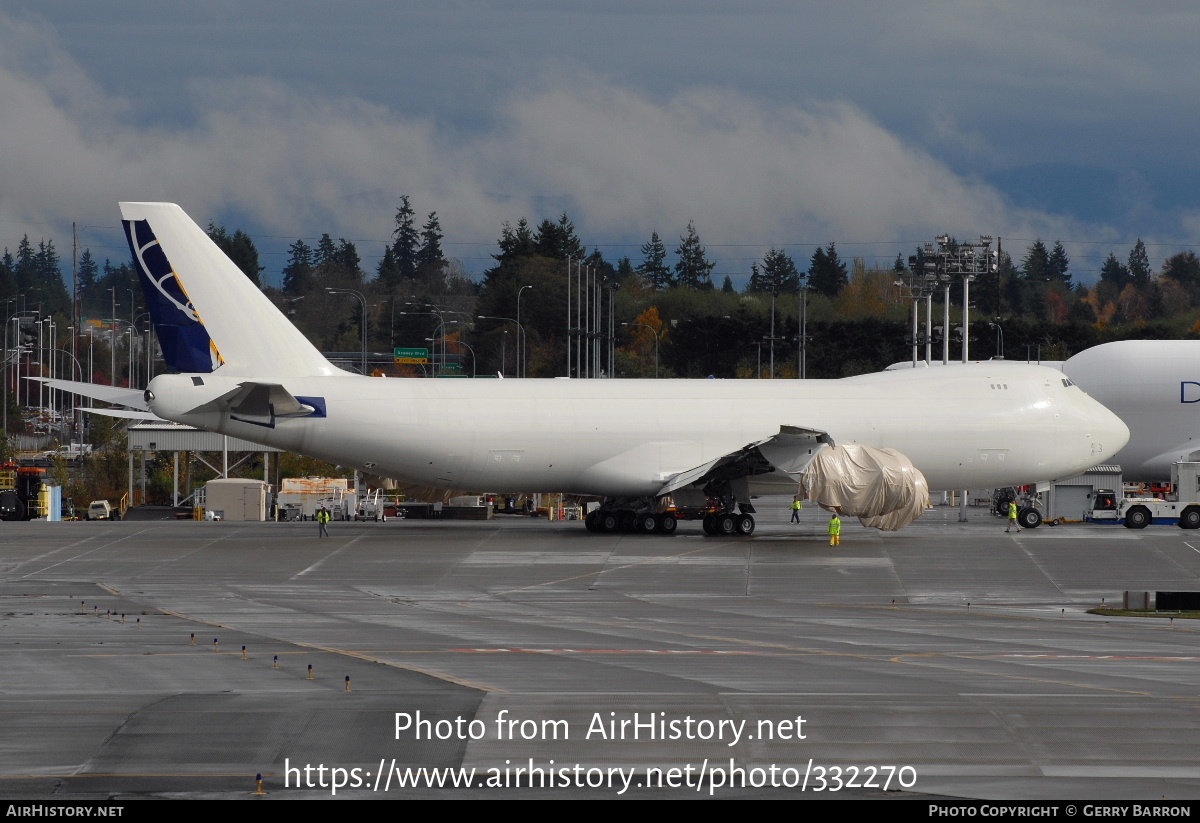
top-left (127, 421), bottom-right (280, 507)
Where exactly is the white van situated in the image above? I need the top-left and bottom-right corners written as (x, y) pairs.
top-left (88, 500), bottom-right (118, 521)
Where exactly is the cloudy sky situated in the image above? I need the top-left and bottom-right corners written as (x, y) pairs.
top-left (1, 1), bottom-right (1197, 286)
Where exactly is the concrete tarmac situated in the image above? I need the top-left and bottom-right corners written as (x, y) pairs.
top-left (3, 498), bottom-right (1200, 800)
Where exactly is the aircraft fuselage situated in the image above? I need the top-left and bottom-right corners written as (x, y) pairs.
top-left (147, 363), bottom-right (1125, 496)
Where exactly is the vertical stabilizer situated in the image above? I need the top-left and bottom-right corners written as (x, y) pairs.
top-left (120, 202), bottom-right (337, 377)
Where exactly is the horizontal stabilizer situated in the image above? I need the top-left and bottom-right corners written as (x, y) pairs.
top-left (79, 407), bottom-right (167, 421)
top-left (29, 378), bottom-right (149, 411)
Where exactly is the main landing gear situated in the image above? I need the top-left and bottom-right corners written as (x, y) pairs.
top-left (585, 507), bottom-right (678, 535)
top-left (582, 495), bottom-right (756, 537)
top-left (701, 511), bottom-right (755, 536)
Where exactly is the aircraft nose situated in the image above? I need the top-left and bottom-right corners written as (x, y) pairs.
top-left (1086, 396), bottom-right (1130, 460)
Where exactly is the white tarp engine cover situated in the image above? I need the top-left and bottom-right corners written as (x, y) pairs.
top-left (801, 444), bottom-right (930, 531)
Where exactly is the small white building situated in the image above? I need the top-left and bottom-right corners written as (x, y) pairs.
top-left (203, 478), bottom-right (269, 521)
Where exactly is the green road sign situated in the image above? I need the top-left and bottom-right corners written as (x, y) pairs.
top-left (395, 347), bottom-right (429, 364)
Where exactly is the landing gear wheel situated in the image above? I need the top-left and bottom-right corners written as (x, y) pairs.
top-left (585, 510), bottom-right (601, 533)
top-left (619, 510), bottom-right (637, 532)
top-left (702, 514), bottom-right (716, 535)
top-left (657, 514), bottom-right (677, 535)
top-left (600, 511), bottom-right (620, 533)
top-left (735, 513), bottom-right (755, 536)
top-left (1181, 506), bottom-right (1200, 530)
top-left (1124, 506), bottom-right (1151, 529)
top-left (716, 514), bottom-right (737, 535)
top-left (636, 512), bottom-right (658, 534)
top-left (1017, 507), bottom-right (1042, 529)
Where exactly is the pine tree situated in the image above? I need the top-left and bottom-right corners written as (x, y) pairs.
top-left (1098, 252), bottom-right (1131, 291)
top-left (0, 252), bottom-right (15, 302)
top-left (416, 212), bottom-right (445, 271)
top-left (376, 244), bottom-right (400, 290)
top-left (334, 239), bottom-right (362, 279)
top-left (746, 262), bottom-right (764, 293)
top-left (638, 232), bottom-right (672, 291)
top-left (615, 256), bottom-right (635, 286)
top-left (13, 236), bottom-right (35, 294)
top-left (282, 239), bottom-right (313, 294)
top-left (494, 219), bottom-right (536, 264)
top-left (748, 248), bottom-right (799, 294)
top-left (77, 249), bottom-right (99, 314)
top-left (315, 234), bottom-right (338, 267)
top-left (30, 239), bottom-right (69, 315)
top-left (1128, 239), bottom-right (1151, 287)
top-left (534, 213), bottom-right (583, 260)
top-left (673, 221), bottom-right (714, 290)
top-left (1022, 239), bottom-right (1050, 281)
top-left (1161, 251), bottom-right (1200, 302)
top-left (389, 196), bottom-right (419, 283)
top-left (1047, 241), bottom-right (1071, 284)
top-left (206, 223), bottom-right (264, 288)
top-left (808, 242), bottom-right (847, 297)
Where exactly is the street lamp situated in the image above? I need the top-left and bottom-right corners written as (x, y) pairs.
top-left (798, 277), bottom-right (809, 379)
top-left (327, 288), bottom-right (368, 374)
top-left (517, 285), bottom-right (533, 378)
top-left (477, 315), bottom-right (525, 377)
top-left (4, 310), bottom-right (38, 435)
top-left (988, 320), bottom-right (1005, 359)
top-left (621, 322), bottom-right (659, 378)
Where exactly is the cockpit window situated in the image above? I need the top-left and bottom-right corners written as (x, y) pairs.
top-left (1061, 378), bottom-right (1074, 387)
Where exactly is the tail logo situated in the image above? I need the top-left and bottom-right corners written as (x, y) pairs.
top-left (123, 219), bottom-right (224, 373)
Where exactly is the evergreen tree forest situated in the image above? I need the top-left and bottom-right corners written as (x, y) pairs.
top-left (5, 201), bottom-right (1200, 402)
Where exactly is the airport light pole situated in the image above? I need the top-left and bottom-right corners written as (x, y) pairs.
top-left (327, 288), bottom-right (368, 374)
top-left (517, 285), bottom-right (533, 378)
top-left (896, 258), bottom-right (938, 367)
top-left (108, 288), bottom-right (116, 384)
top-left (621, 322), bottom-right (659, 378)
top-left (922, 235), bottom-right (993, 365)
top-left (50, 346), bottom-right (83, 444)
top-left (399, 308), bottom-right (444, 376)
top-left (4, 310), bottom-right (39, 436)
top-left (989, 320), bottom-right (1005, 359)
top-left (798, 278), bottom-right (809, 379)
top-left (477, 315), bottom-right (525, 377)
top-left (430, 336), bottom-right (476, 377)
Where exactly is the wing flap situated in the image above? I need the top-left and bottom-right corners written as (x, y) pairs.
top-left (657, 425), bottom-right (833, 497)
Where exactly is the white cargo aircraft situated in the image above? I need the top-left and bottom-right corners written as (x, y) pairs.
top-left (47, 203), bottom-right (1130, 535)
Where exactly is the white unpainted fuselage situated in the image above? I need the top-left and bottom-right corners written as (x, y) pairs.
top-left (145, 357), bottom-right (1125, 497)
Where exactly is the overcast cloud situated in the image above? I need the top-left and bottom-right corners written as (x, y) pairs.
top-left (0, 2), bottom-right (1195, 283)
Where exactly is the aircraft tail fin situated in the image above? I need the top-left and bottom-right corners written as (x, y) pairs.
top-left (120, 202), bottom-right (336, 378)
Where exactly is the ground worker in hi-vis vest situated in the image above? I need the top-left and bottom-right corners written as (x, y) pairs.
top-left (828, 513), bottom-right (842, 546)
top-left (1005, 500), bottom-right (1020, 533)
top-left (790, 497), bottom-right (803, 524)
